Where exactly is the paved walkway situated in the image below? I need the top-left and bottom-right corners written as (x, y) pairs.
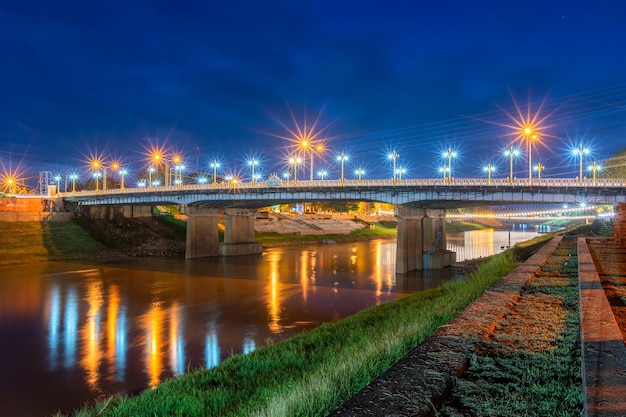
top-left (331, 236), bottom-right (626, 416)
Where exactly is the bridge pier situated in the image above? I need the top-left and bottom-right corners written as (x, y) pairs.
top-left (219, 208), bottom-right (263, 256)
top-left (185, 207), bottom-right (221, 258)
top-left (395, 206), bottom-right (455, 273)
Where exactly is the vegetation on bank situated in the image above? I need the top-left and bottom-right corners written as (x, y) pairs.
top-left (0, 220), bottom-right (105, 267)
top-left (63, 248), bottom-right (521, 417)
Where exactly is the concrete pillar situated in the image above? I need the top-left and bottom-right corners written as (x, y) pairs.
top-left (220, 208), bottom-right (263, 256)
top-left (423, 209), bottom-right (456, 270)
top-left (395, 206), bottom-right (425, 274)
top-left (185, 207), bottom-right (222, 258)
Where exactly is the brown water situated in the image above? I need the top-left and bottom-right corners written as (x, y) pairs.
top-left (0, 230), bottom-right (541, 416)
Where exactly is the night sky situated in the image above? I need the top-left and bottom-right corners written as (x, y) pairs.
top-left (1, 1), bottom-right (626, 186)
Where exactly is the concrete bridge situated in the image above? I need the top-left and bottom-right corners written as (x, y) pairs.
top-left (61, 177), bottom-right (626, 273)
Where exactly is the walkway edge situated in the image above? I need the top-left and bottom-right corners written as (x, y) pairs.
top-left (330, 237), bottom-right (562, 416)
top-left (578, 237), bottom-right (626, 417)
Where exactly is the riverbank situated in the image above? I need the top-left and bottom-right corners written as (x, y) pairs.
top-left (62, 238), bottom-right (536, 417)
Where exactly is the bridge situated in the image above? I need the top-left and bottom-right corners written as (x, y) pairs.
top-left (59, 177), bottom-right (626, 273)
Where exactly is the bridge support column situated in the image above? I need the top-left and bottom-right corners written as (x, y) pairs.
top-left (185, 207), bottom-right (221, 258)
top-left (423, 209), bottom-right (456, 270)
top-left (395, 206), bottom-right (425, 274)
top-left (219, 208), bottom-right (263, 256)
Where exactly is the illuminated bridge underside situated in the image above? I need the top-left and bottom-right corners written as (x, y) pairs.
top-left (69, 184), bottom-right (626, 209)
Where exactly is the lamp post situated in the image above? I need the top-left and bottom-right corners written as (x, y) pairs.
top-left (442, 149), bottom-right (456, 184)
top-left (439, 166), bottom-right (448, 182)
top-left (248, 158), bottom-right (259, 185)
top-left (54, 174), bottom-right (61, 196)
top-left (572, 143), bottom-right (589, 184)
top-left (148, 166), bottom-right (155, 189)
top-left (337, 152), bottom-right (348, 185)
top-left (318, 169), bottom-right (327, 181)
top-left (355, 167), bottom-right (365, 182)
top-left (523, 128), bottom-right (538, 184)
top-left (288, 155), bottom-right (302, 183)
top-left (388, 150), bottom-right (399, 184)
top-left (504, 147), bottom-right (519, 184)
top-left (588, 161), bottom-right (601, 185)
top-left (534, 162), bottom-right (544, 180)
top-left (93, 171), bottom-right (101, 193)
top-left (211, 160), bottom-right (220, 187)
top-left (483, 163), bottom-right (495, 185)
top-left (396, 167), bottom-right (406, 181)
top-left (69, 173), bottom-right (78, 195)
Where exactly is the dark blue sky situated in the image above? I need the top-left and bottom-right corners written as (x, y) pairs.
top-left (1, 1), bottom-right (626, 185)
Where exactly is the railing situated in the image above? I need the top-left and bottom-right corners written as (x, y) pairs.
top-left (51, 177), bottom-right (626, 198)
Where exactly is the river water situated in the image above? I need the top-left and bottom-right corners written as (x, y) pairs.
top-left (0, 228), bottom-right (545, 416)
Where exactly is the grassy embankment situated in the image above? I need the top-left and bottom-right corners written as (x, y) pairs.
top-left (63, 235), bottom-right (561, 417)
top-left (0, 221), bottom-right (105, 267)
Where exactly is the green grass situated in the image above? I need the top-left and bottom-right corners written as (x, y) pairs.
top-left (63, 249), bottom-right (519, 417)
top-left (0, 221), bottom-right (105, 266)
top-left (256, 221), bottom-right (397, 244)
top-left (446, 221), bottom-right (493, 233)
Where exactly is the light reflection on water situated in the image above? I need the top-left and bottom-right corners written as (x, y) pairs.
top-left (0, 230), bottom-right (541, 416)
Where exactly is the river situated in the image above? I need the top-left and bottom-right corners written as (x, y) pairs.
top-left (0, 228), bottom-right (546, 416)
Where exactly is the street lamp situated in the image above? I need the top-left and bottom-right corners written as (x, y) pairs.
top-left (54, 174), bottom-right (62, 196)
top-left (503, 147), bottom-right (520, 184)
top-left (248, 158), bottom-right (259, 185)
top-left (588, 161), bottom-right (602, 185)
top-left (337, 152), bottom-right (348, 185)
top-left (483, 163), bottom-right (495, 185)
top-left (69, 173), bottom-right (78, 195)
top-left (438, 166), bottom-right (448, 182)
top-left (288, 155), bottom-right (302, 183)
top-left (355, 167), bottom-right (365, 181)
top-left (148, 166), bottom-right (155, 189)
top-left (388, 150), bottom-right (399, 184)
top-left (396, 167), bottom-right (406, 181)
top-left (93, 171), bottom-right (102, 193)
top-left (572, 143), bottom-right (590, 184)
top-left (442, 149), bottom-right (456, 184)
top-left (534, 162), bottom-right (544, 180)
top-left (523, 128), bottom-right (538, 184)
top-left (317, 169), bottom-right (328, 181)
top-left (210, 160), bottom-right (220, 187)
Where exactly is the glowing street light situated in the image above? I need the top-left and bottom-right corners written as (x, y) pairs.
top-left (92, 171), bottom-right (102, 193)
top-left (172, 155), bottom-right (183, 187)
top-left (588, 161), bottom-right (602, 185)
top-left (69, 173), bottom-right (78, 195)
top-left (248, 158), bottom-right (259, 184)
top-left (442, 149), bottom-right (456, 184)
top-left (503, 147), bottom-right (520, 184)
top-left (438, 166), bottom-right (448, 182)
top-left (355, 167), bottom-right (365, 181)
top-left (483, 163), bottom-right (495, 185)
top-left (572, 143), bottom-right (590, 184)
top-left (317, 169), bottom-right (328, 181)
top-left (288, 155), bottom-right (302, 183)
top-left (90, 160), bottom-right (103, 192)
top-left (395, 166), bottom-right (406, 180)
top-left (210, 160), bottom-right (220, 187)
top-left (523, 128), bottom-right (538, 184)
top-left (54, 174), bottom-right (62, 195)
top-left (110, 161), bottom-right (125, 190)
top-left (337, 152), bottom-right (348, 185)
top-left (388, 150), bottom-right (399, 184)
top-left (534, 162), bottom-right (544, 180)
top-left (148, 166), bottom-right (156, 189)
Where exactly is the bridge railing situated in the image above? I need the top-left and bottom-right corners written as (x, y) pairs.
top-left (56, 177), bottom-right (626, 198)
